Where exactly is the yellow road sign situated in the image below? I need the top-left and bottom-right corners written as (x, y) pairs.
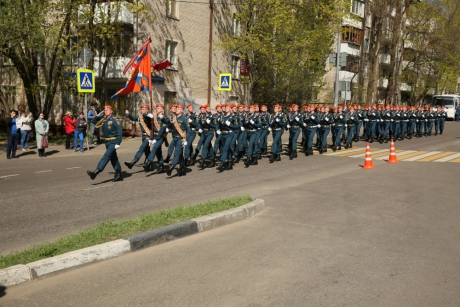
top-left (77, 68), bottom-right (95, 93)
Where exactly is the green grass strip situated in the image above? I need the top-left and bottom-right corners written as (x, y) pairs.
top-left (0, 195), bottom-right (252, 269)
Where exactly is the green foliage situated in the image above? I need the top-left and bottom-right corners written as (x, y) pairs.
top-left (0, 195), bottom-right (252, 269)
top-left (217, 0), bottom-right (342, 106)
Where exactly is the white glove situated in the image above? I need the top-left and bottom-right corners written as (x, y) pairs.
top-left (268, 127), bottom-right (272, 131)
top-left (397, 113), bottom-right (401, 117)
top-left (416, 120), bottom-right (419, 122)
top-left (206, 119), bottom-right (211, 124)
top-left (217, 130), bottom-right (221, 135)
top-left (198, 129), bottom-right (203, 133)
top-left (125, 110), bottom-right (129, 116)
top-left (311, 115), bottom-right (315, 119)
top-left (98, 111), bottom-right (104, 116)
top-left (325, 117), bottom-right (329, 121)
top-left (159, 114), bottom-right (164, 119)
top-left (250, 119), bottom-right (254, 124)
top-left (339, 115), bottom-right (343, 119)
top-left (364, 119), bottom-right (369, 122)
top-left (114, 145), bottom-right (120, 149)
top-left (225, 120), bottom-right (231, 126)
top-left (182, 141), bottom-right (187, 147)
top-left (241, 127), bottom-right (245, 131)
top-left (295, 117), bottom-right (300, 122)
top-left (165, 128), bottom-right (169, 133)
top-left (317, 124), bottom-right (321, 128)
top-left (149, 139), bottom-right (156, 145)
top-left (303, 123), bottom-right (307, 127)
top-left (345, 124), bottom-right (347, 127)
top-left (276, 118), bottom-right (280, 122)
top-left (147, 113), bottom-right (154, 118)
top-left (287, 125), bottom-right (291, 129)
top-left (391, 119), bottom-right (394, 122)
top-left (372, 112), bottom-right (376, 116)
top-left (351, 116), bottom-right (354, 120)
top-left (188, 118), bottom-right (192, 123)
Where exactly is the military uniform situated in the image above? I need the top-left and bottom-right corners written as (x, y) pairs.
top-left (143, 106), bottom-right (169, 173)
top-left (269, 106), bottom-right (287, 162)
top-left (185, 106), bottom-right (202, 162)
top-left (124, 105), bottom-right (153, 170)
top-left (244, 107), bottom-right (262, 166)
top-left (87, 105), bottom-right (123, 182)
top-left (287, 107), bottom-right (302, 159)
top-left (217, 108), bottom-right (240, 171)
top-left (166, 106), bottom-right (191, 176)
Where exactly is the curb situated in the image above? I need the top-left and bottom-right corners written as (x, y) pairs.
top-left (0, 199), bottom-right (265, 287)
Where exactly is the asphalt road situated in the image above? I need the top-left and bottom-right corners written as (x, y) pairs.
top-left (0, 122), bottom-right (460, 306)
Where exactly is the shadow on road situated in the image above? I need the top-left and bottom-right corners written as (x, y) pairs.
top-left (45, 150), bottom-right (60, 156)
top-left (0, 285), bottom-right (6, 298)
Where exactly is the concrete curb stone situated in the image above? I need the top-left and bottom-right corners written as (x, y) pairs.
top-left (0, 199), bottom-right (264, 287)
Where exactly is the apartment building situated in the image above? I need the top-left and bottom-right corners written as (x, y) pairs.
top-left (0, 0), bottom-right (246, 130)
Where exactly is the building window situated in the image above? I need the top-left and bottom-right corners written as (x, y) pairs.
top-left (166, 0), bottom-right (178, 19)
top-left (232, 13), bottom-right (240, 36)
top-left (341, 26), bottom-right (363, 45)
top-left (165, 40), bottom-right (178, 69)
top-left (164, 91), bottom-right (177, 116)
top-left (364, 38), bottom-right (370, 53)
top-left (380, 67), bottom-right (389, 78)
top-left (37, 51), bottom-right (45, 66)
top-left (351, 0), bottom-right (363, 17)
top-left (64, 37), bottom-right (78, 66)
top-left (0, 86), bottom-right (16, 110)
top-left (1, 56), bottom-right (13, 67)
top-left (232, 56), bottom-right (240, 79)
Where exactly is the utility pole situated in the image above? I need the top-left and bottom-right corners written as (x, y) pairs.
top-left (334, 0), bottom-right (344, 107)
top-left (207, 0), bottom-right (214, 106)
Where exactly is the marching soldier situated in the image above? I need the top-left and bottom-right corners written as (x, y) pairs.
top-left (345, 106), bottom-right (358, 148)
top-left (380, 104), bottom-right (392, 143)
top-left (217, 104), bottom-right (239, 171)
top-left (438, 106), bottom-right (447, 134)
top-left (191, 105), bottom-right (207, 165)
top-left (165, 104), bottom-right (190, 177)
top-left (142, 104), bottom-right (168, 174)
top-left (185, 103), bottom-right (202, 165)
top-left (198, 104), bottom-right (218, 169)
top-left (287, 104), bottom-right (303, 159)
top-left (244, 105), bottom-right (262, 166)
top-left (123, 104), bottom-right (153, 171)
top-left (163, 104), bottom-right (177, 163)
top-left (332, 106), bottom-right (346, 151)
top-left (407, 106), bottom-right (417, 139)
top-left (87, 105), bottom-right (123, 182)
top-left (269, 104), bottom-right (287, 163)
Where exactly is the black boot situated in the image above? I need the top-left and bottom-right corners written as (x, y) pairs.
top-left (244, 157), bottom-right (252, 167)
top-left (209, 158), bottom-right (216, 168)
top-left (227, 161), bottom-right (233, 170)
top-left (87, 169), bottom-right (100, 180)
top-left (42, 149), bottom-right (47, 157)
top-left (332, 145), bottom-right (337, 152)
top-left (166, 165), bottom-right (175, 176)
top-left (38, 149), bottom-right (43, 157)
top-left (440, 130), bottom-right (443, 135)
top-left (217, 161), bottom-right (226, 172)
top-left (289, 151), bottom-right (294, 160)
top-left (309, 148), bottom-right (314, 156)
top-left (164, 155), bottom-right (171, 164)
top-left (275, 154), bottom-right (281, 162)
top-left (252, 157), bottom-right (259, 165)
top-left (191, 149), bottom-right (199, 165)
top-left (305, 147), bottom-right (310, 156)
top-left (344, 142), bottom-right (349, 149)
top-left (113, 171), bottom-right (123, 182)
top-left (199, 159), bottom-right (206, 169)
top-left (318, 146), bottom-right (323, 154)
top-left (269, 154), bottom-right (276, 163)
top-left (124, 160), bottom-right (137, 170)
top-left (143, 161), bottom-right (153, 172)
top-left (157, 163), bottom-right (166, 173)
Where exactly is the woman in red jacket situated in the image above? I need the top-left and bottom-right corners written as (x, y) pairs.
top-left (62, 111), bottom-right (77, 149)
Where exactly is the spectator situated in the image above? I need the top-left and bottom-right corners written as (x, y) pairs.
top-left (6, 110), bottom-right (19, 159)
top-left (16, 112), bottom-right (34, 152)
top-left (456, 106), bottom-right (460, 121)
top-left (88, 102), bottom-right (101, 144)
top-left (74, 112), bottom-right (87, 152)
top-left (62, 111), bottom-right (77, 149)
top-left (35, 112), bottom-right (49, 157)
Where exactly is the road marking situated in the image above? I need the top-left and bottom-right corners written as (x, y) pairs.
top-left (403, 151), bottom-right (442, 161)
top-left (374, 150), bottom-right (416, 160)
top-left (67, 167), bottom-right (81, 169)
top-left (366, 149), bottom-right (405, 159)
top-left (324, 147), bottom-right (364, 156)
top-left (348, 149), bottom-right (388, 158)
top-left (434, 152), bottom-right (460, 162)
top-left (417, 151), bottom-right (457, 162)
top-left (83, 184), bottom-right (114, 191)
top-left (35, 170), bottom-right (52, 173)
top-left (332, 148), bottom-right (381, 157)
top-left (0, 174), bottom-right (19, 179)
top-left (448, 156), bottom-right (460, 163)
top-left (396, 151), bottom-right (428, 160)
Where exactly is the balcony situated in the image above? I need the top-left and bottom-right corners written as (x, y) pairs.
top-left (378, 78), bottom-right (388, 88)
top-left (400, 83), bottom-right (412, 92)
top-left (379, 54), bottom-right (391, 65)
top-left (339, 71), bottom-right (357, 82)
top-left (79, 1), bottom-right (133, 25)
top-left (340, 43), bottom-right (361, 57)
top-left (93, 57), bottom-right (130, 79)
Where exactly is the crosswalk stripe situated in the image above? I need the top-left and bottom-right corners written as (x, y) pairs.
top-left (403, 151), bottom-right (442, 161)
top-left (368, 149), bottom-right (405, 159)
top-left (324, 147), bottom-right (364, 156)
top-left (434, 152), bottom-right (460, 162)
top-left (348, 149), bottom-right (388, 158)
top-left (374, 150), bottom-right (416, 160)
top-left (448, 156), bottom-right (460, 163)
top-left (417, 151), bottom-right (457, 162)
top-left (332, 148), bottom-right (381, 157)
top-left (396, 151), bottom-right (428, 160)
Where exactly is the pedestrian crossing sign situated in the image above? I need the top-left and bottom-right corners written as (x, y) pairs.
top-left (77, 68), bottom-right (95, 93)
top-left (218, 73), bottom-right (232, 92)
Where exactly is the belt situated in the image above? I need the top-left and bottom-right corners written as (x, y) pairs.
top-left (202, 128), bottom-right (210, 131)
top-left (247, 129), bottom-right (257, 132)
top-left (191, 128), bottom-right (196, 131)
top-left (221, 130), bottom-right (233, 134)
top-left (348, 124), bottom-right (355, 127)
top-left (384, 119), bottom-right (391, 122)
top-left (370, 120), bottom-right (376, 122)
top-left (273, 128), bottom-right (282, 131)
top-left (105, 137), bottom-right (117, 141)
top-left (335, 124), bottom-right (343, 127)
top-left (321, 124), bottom-right (331, 127)
top-left (308, 125), bottom-right (317, 128)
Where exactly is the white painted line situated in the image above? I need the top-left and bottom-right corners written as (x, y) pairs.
top-left (348, 149), bottom-right (388, 158)
top-left (404, 151), bottom-right (442, 161)
top-left (35, 170), bottom-right (52, 173)
top-left (67, 167), bottom-right (81, 169)
top-left (433, 152), bottom-right (460, 162)
top-left (83, 184), bottom-right (114, 191)
top-left (0, 174), bottom-right (19, 179)
top-left (374, 150), bottom-right (416, 160)
top-left (324, 147), bottom-right (364, 156)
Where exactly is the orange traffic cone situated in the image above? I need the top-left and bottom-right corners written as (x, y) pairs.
top-left (387, 139), bottom-right (399, 163)
top-left (362, 142), bottom-right (375, 169)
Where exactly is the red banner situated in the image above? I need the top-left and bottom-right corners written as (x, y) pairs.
top-left (240, 59), bottom-right (249, 76)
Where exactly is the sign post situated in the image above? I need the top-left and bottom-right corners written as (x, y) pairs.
top-left (218, 73), bottom-right (232, 105)
top-left (78, 44), bottom-right (93, 151)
